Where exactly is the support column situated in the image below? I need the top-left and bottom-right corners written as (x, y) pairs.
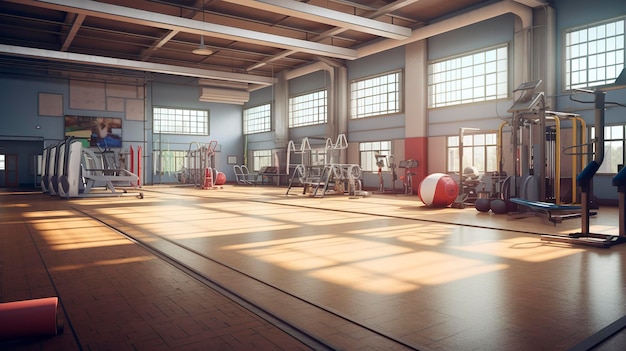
top-left (404, 40), bottom-right (428, 192)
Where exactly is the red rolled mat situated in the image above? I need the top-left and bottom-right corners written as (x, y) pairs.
top-left (0, 297), bottom-right (62, 340)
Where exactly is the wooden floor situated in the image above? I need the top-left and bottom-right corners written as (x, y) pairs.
top-left (1, 184), bottom-right (626, 351)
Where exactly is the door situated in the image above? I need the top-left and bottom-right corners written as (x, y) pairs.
top-left (5, 154), bottom-right (18, 187)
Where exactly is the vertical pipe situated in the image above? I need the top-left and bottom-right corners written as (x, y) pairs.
top-left (594, 90), bottom-right (605, 165)
top-left (572, 116), bottom-right (577, 203)
top-left (554, 117), bottom-right (561, 204)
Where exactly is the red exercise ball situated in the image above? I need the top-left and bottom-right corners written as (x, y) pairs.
top-left (214, 172), bottom-right (227, 185)
top-left (418, 173), bottom-right (459, 207)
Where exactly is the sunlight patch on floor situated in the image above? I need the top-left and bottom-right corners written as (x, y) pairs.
top-left (456, 236), bottom-right (586, 262)
top-left (49, 256), bottom-right (154, 272)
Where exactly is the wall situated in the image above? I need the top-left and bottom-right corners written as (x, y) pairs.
top-left (0, 69), bottom-right (245, 187)
top-left (553, 0), bottom-right (626, 200)
top-left (427, 14), bottom-right (516, 138)
top-left (150, 81), bottom-right (243, 183)
top-left (0, 70), bottom-right (142, 187)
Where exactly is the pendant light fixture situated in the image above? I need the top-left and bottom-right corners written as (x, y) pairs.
top-left (193, 1), bottom-right (213, 56)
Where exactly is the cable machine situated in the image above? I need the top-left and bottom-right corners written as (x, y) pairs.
top-left (500, 80), bottom-right (547, 202)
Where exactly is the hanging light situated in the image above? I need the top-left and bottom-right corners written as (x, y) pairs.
top-left (193, 2), bottom-right (212, 56)
top-left (193, 35), bottom-right (213, 55)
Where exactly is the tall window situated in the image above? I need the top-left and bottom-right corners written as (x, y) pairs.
top-left (447, 132), bottom-right (498, 174)
top-left (153, 107), bottom-right (209, 135)
top-left (0, 154), bottom-right (4, 171)
top-left (153, 150), bottom-right (186, 175)
top-left (244, 103), bottom-right (271, 134)
top-left (565, 17), bottom-right (625, 90)
top-left (351, 71), bottom-right (401, 118)
top-left (289, 90), bottom-right (327, 128)
top-left (591, 124), bottom-right (625, 174)
top-left (359, 141), bottom-right (392, 172)
top-left (252, 150), bottom-right (272, 172)
top-left (428, 45), bottom-right (508, 108)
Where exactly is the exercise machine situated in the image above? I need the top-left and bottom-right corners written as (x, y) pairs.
top-left (375, 154), bottom-right (400, 193)
top-left (51, 137), bottom-right (142, 198)
top-left (451, 127), bottom-right (481, 208)
top-left (398, 159), bottom-right (419, 195)
top-left (500, 80), bottom-right (592, 224)
top-left (541, 72), bottom-right (626, 247)
top-left (286, 134), bottom-right (366, 198)
top-left (177, 140), bottom-right (220, 189)
top-left (40, 143), bottom-right (55, 193)
top-left (614, 166), bottom-right (626, 238)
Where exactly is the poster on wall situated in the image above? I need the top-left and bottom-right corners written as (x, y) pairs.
top-left (64, 116), bottom-right (123, 148)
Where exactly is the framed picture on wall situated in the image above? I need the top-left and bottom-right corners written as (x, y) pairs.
top-left (64, 115), bottom-right (123, 148)
top-left (227, 156), bottom-right (237, 164)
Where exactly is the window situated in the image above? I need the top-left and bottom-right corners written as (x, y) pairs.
top-left (591, 124), bottom-right (625, 174)
top-left (289, 90), bottom-right (327, 128)
top-left (359, 141), bottom-right (392, 172)
top-left (428, 45), bottom-right (508, 108)
top-left (447, 132), bottom-right (498, 174)
top-left (565, 17), bottom-right (625, 90)
top-left (252, 150), bottom-right (273, 172)
top-left (153, 150), bottom-right (187, 175)
top-left (153, 107), bottom-right (209, 135)
top-left (351, 71), bottom-right (401, 118)
top-left (244, 103), bottom-right (271, 134)
top-left (0, 154), bottom-right (4, 171)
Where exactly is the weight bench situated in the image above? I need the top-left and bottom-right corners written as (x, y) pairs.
top-left (508, 197), bottom-right (588, 226)
top-left (541, 161), bottom-right (621, 248)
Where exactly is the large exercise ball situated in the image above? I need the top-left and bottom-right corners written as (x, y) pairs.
top-left (214, 172), bottom-right (227, 185)
top-left (419, 173), bottom-right (459, 207)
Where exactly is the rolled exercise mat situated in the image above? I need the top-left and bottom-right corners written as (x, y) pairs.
top-left (0, 297), bottom-right (63, 340)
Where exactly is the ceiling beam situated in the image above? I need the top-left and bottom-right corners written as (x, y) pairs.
top-left (141, 30), bottom-right (179, 61)
top-left (0, 44), bottom-right (277, 86)
top-left (222, 0), bottom-right (411, 40)
top-left (6, 0), bottom-right (358, 60)
top-left (356, 0), bottom-right (533, 58)
top-left (60, 13), bottom-right (85, 52)
top-left (245, 0), bottom-right (419, 72)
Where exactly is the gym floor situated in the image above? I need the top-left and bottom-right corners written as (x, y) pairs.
top-left (1, 184), bottom-right (625, 351)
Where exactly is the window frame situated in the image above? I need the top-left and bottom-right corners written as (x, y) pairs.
top-left (288, 89), bottom-right (328, 128)
top-left (359, 141), bottom-right (392, 173)
top-left (427, 44), bottom-right (509, 108)
top-left (243, 103), bottom-right (272, 135)
top-left (564, 16), bottom-right (626, 91)
top-left (153, 149), bottom-right (187, 176)
top-left (350, 70), bottom-right (402, 119)
top-left (446, 132), bottom-right (498, 174)
top-left (153, 106), bottom-right (209, 136)
top-left (252, 149), bottom-right (273, 172)
top-left (591, 124), bottom-right (625, 175)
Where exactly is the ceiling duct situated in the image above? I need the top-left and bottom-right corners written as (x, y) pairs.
top-left (199, 86), bottom-right (250, 105)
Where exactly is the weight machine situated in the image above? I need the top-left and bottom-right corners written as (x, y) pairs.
top-left (541, 68), bottom-right (626, 247)
top-left (374, 154), bottom-right (400, 193)
top-left (286, 134), bottom-right (366, 198)
top-left (177, 140), bottom-right (220, 189)
top-left (398, 159), bottom-right (419, 195)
